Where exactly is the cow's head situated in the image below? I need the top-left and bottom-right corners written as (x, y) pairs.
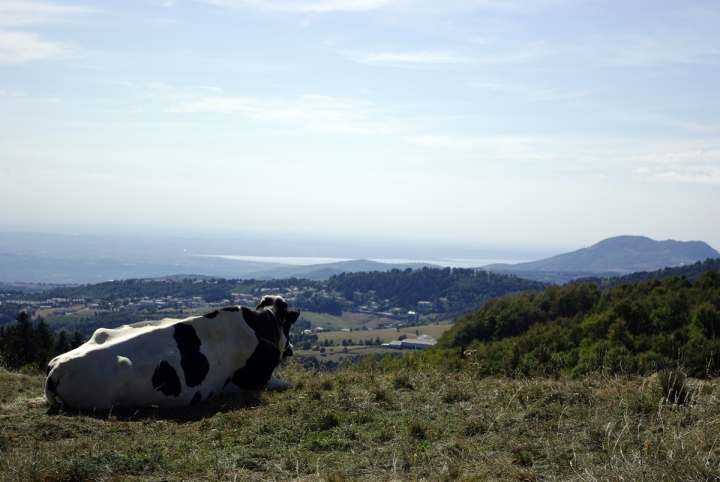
top-left (254, 295), bottom-right (300, 363)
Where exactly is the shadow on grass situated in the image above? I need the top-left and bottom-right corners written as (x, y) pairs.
top-left (45, 390), bottom-right (268, 422)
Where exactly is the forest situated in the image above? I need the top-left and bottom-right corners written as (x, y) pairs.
top-left (326, 267), bottom-right (547, 317)
top-left (0, 312), bottom-right (84, 371)
top-left (425, 270), bottom-right (720, 377)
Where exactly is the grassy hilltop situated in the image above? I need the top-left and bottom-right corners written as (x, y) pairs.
top-left (2, 265), bottom-right (720, 480)
top-left (2, 361), bottom-right (720, 481)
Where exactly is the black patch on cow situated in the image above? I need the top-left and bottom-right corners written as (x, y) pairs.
top-left (46, 376), bottom-right (56, 393)
top-left (190, 391), bottom-right (202, 406)
top-left (152, 361), bottom-right (182, 397)
top-left (205, 310), bottom-right (220, 319)
top-left (222, 306), bottom-right (239, 312)
top-left (231, 341), bottom-right (281, 390)
top-left (223, 377), bottom-right (231, 389)
top-left (46, 364), bottom-right (52, 376)
top-left (282, 346), bottom-right (293, 359)
top-left (173, 323), bottom-right (210, 387)
top-left (241, 307), bottom-right (279, 345)
top-left (208, 391), bottom-right (213, 399)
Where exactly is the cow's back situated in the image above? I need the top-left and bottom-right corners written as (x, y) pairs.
top-left (45, 311), bottom-right (257, 409)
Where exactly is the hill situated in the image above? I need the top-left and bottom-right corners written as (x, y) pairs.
top-left (430, 269), bottom-right (720, 377)
top-left (2, 363), bottom-right (719, 480)
top-left (571, 257), bottom-right (720, 288)
top-left (485, 235), bottom-right (719, 275)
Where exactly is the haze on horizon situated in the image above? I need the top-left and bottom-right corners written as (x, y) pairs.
top-left (1, 0), bottom-right (719, 253)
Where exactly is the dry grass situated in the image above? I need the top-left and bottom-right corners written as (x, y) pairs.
top-left (1, 362), bottom-right (719, 481)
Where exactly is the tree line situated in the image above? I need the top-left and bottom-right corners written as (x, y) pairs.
top-left (0, 312), bottom-right (84, 371)
top-left (426, 270), bottom-right (720, 378)
top-left (326, 267), bottom-right (548, 317)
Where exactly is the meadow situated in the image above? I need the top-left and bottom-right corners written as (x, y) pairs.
top-left (1, 358), bottom-right (719, 481)
top-left (294, 324), bottom-right (453, 363)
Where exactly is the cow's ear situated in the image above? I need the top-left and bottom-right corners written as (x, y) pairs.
top-left (287, 309), bottom-right (300, 325)
top-left (255, 296), bottom-right (275, 310)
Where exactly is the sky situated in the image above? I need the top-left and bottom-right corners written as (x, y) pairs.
top-left (1, 0), bottom-right (719, 255)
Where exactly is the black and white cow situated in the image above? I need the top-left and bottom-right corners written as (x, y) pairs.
top-left (45, 295), bottom-right (299, 409)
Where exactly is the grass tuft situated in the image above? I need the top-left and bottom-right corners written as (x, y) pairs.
top-left (656, 368), bottom-right (691, 404)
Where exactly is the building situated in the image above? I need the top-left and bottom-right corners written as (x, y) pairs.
top-left (383, 334), bottom-right (437, 350)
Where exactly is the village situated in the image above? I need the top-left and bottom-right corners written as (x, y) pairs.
top-left (0, 285), bottom-right (444, 358)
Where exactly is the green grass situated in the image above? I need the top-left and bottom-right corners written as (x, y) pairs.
top-left (300, 311), bottom-right (352, 330)
top-left (295, 324), bottom-right (454, 362)
top-left (2, 361), bottom-right (720, 481)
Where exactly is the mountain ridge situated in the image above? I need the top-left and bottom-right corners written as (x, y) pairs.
top-left (485, 235), bottom-right (719, 274)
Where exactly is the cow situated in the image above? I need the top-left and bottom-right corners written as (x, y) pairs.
top-left (44, 295), bottom-right (299, 409)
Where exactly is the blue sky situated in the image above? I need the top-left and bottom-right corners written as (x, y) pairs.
top-left (1, 0), bottom-right (719, 253)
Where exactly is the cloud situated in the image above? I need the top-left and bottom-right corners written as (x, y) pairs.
top-left (197, 0), bottom-right (391, 13)
top-left (165, 94), bottom-right (396, 134)
top-left (195, 0), bottom-right (567, 15)
top-left (652, 166), bottom-right (720, 185)
top-left (632, 149), bottom-right (720, 184)
top-left (615, 111), bottom-right (717, 134)
top-left (145, 81), bottom-right (174, 90)
top-left (332, 41), bottom-right (559, 68)
top-left (402, 134), bottom-right (543, 160)
top-left (601, 35), bottom-right (720, 67)
top-left (632, 149), bottom-right (720, 165)
top-left (467, 80), bottom-right (600, 101)
top-left (334, 49), bottom-right (472, 66)
top-left (0, 1), bottom-right (92, 27)
top-left (0, 30), bottom-right (83, 63)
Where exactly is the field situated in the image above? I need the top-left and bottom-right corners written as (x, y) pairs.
top-left (1, 361), bottom-right (719, 481)
top-left (295, 324), bottom-right (454, 363)
top-left (298, 311), bottom-right (426, 331)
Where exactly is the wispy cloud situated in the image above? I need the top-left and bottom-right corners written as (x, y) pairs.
top-left (402, 134), bottom-right (543, 160)
top-left (468, 80), bottom-right (600, 101)
top-left (0, 89), bottom-right (62, 102)
top-left (614, 110), bottom-right (716, 134)
top-left (0, 30), bottom-right (84, 63)
top-left (0, 1), bottom-right (92, 27)
top-left (197, 0), bottom-right (391, 13)
top-left (632, 149), bottom-right (720, 165)
top-left (195, 0), bottom-right (567, 15)
top-left (632, 149), bottom-right (720, 184)
top-left (165, 94), bottom-right (396, 134)
top-left (332, 41), bottom-right (559, 68)
top-left (334, 49), bottom-right (472, 66)
top-left (651, 166), bottom-right (720, 185)
top-left (601, 35), bottom-right (720, 67)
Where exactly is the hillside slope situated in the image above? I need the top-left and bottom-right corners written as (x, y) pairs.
top-left (485, 235), bottom-right (719, 274)
top-left (432, 269), bottom-right (720, 377)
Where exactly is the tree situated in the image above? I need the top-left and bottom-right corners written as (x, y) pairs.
top-left (70, 331), bottom-right (85, 349)
top-left (55, 331), bottom-right (70, 356)
top-left (34, 317), bottom-right (57, 370)
top-left (0, 312), bottom-right (37, 370)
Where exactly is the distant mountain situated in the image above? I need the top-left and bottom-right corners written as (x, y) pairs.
top-left (484, 236), bottom-right (719, 275)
